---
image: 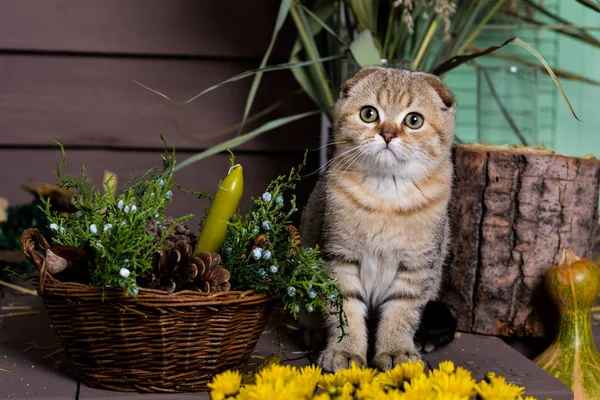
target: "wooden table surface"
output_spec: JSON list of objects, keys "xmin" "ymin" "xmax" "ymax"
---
[{"xmin": 1, "ymin": 283, "xmax": 589, "ymax": 400}]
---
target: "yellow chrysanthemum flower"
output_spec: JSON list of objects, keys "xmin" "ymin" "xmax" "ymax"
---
[
  {"xmin": 207, "ymin": 358, "xmax": 536, "ymax": 400},
  {"xmin": 298, "ymin": 364, "xmax": 322, "ymax": 398},
  {"xmin": 249, "ymin": 380, "xmax": 300, "ymax": 400},
  {"xmin": 381, "ymin": 389, "xmax": 406, "ymax": 400},
  {"xmin": 355, "ymin": 382, "xmax": 388, "ymax": 399},
  {"xmin": 401, "ymin": 359, "xmax": 426, "ymax": 381},
  {"xmin": 454, "ymin": 366, "xmax": 474, "ymax": 381},
  {"xmin": 373, "ymin": 365, "xmax": 405, "ymax": 389},
  {"xmin": 208, "ymin": 370, "xmax": 242, "ymax": 400},
  {"xmin": 300, "ymin": 364, "xmax": 323, "ymax": 383},
  {"xmin": 403, "ymin": 373, "xmax": 434, "ymax": 398},
  {"xmin": 234, "ymin": 385, "xmax": 256, "ymax": 400},
  {"xmin": 319, "ymin": 371, "xmax": 348, "ymax": 392},
  {"xmin": 341, "ymin": 361, "xmax": 378, "ymax": 386},
  {"xmin": 432, "ymin": 392, "xmax": 470, "ymax": 400},
  {"xmin": 432, "ymin": 371, "xmax": 476, "ymax": 398},
  {"xmin": 430, "ymin": 360, "xmax": 458, "ymax": 382},
  {"xmin": 337, "ymin": 382, "xmax": 356, "ymax": 400},
  {"xmin": 476, "ymin": 375, "xmax": 525, "ymax": 400},
  {"xmin": 438, "ymin": 361, "xmax": 455, "ymax": 374},
  {"xmin": 255, "ymin": 364, "xmax": 298, "ymax": 386}
]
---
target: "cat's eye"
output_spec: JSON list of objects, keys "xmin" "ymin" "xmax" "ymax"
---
[
  {"xmin": 404, "ymin": 113, "xmax": 424, "ymax": 129},
  {"xmin": 360, "ymin": 106, "xmax": 379, "ymax": 123}
]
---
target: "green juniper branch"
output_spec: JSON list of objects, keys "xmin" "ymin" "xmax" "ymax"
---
[
  {"xmin": 220, "ymin": 152, "xmax": 347, "ymax": 335},
  {"xmin": 39, "ymin": 141, "xmax": 192, "ymax": 296}
]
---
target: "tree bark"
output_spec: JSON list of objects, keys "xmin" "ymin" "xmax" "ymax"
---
[{"xmin": 441, "ymin": 144, "xmax": 600, "ymax": 338}]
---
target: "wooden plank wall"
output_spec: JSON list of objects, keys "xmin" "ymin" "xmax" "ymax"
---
[{"xmin": 0, "ymin": 0, "xmax": 321, "ymax": 226}]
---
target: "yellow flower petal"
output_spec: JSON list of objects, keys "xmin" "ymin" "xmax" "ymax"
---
[
  {"xmin": 403, "ymin": 373, "xmax": 434, "ymax": 398},
  {"xmin": 433, "ymin": 392, "xmax": 470, "ymax": 400},
  {"xmin": 340, "ymin": 361, "xmax": 377, "ymax": 386},
  {"xmin": 208, "ymin": 370, "xmax": 242, "ymax": 399},
  {"xmin": 373, "ymin": 364, "xmax": 405, "ymax": 389},
  {"xmin": 401, "ymin": 359, "xmax": 426, "ymax": 381},
  {"xmin": 476, "ymin": 376, "xmax": 525, "ymax": 400},
  {"xmin": 255, "ymin": 364, "xmax": 298, "ymax": 386},
  {"xmin": 319, "ymin": 370, "xmax": 349, "ymax": 392},
  {"xmin": 432, "ymin": 372, "xmax": 476, "ymax": 398},
  {"xmin": 438, "ymin": 361, "xmax": 455, "ymax": 374},
  {"xmin": 355, "ymin": 382, "xmax": 387, "ymax": 399},
  {"xmin": 234, "ymin": 385, "xmax": 256, "ymax": 400},
  {"xmin": 454, "ymin": 367, "xmax": 474, "ymax": 381},
  {"xmin": 248, "ymin": 380, "xmax": 299, "ymax": 400},
  {"xmin": 338, "ymin": 382, "xmax": 357, "ymax": 400},
  {"xmin": 298, "ymin": 364, "xmax": 322, "ymax": 398}
]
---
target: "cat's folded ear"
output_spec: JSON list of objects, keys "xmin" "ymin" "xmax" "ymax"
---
[
  {"xmin": 340, "ymin": 67, "xmax": 379, "ymax": 98},
  {"xmin": 423, "ymin": 75, "xmax": 455, "ymax": 110}
]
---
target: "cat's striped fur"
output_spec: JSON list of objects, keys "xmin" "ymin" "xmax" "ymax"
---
[{"xmin": 299, "ymin": 67, "xmax": 456, "ymax": 372}]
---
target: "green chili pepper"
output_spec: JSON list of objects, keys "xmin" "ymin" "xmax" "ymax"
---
[{"xmin": 193, "ymin": 164, "xmax": 244, "ymax": 255}]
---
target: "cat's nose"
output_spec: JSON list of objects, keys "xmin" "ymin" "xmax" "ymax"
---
[{"xmin": 380, "ymin": 132, "xmax": 394, "ymax": 143}]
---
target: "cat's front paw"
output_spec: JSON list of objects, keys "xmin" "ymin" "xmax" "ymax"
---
[
  {"xmin": 373, "ymin": 346, "xmax": 421, "ymax": 371},
  {"xmin": 318, "ymin": 348, "xmax": 366, "ymax": 372}
]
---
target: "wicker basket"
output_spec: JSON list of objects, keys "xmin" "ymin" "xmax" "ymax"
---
[{"xmin": 22, "ymin": 228, "xmax": 275, "ymax": 393}]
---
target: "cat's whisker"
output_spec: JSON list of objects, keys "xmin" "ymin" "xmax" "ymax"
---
[
  {"xmin": 305, "ymin": 146, "xmax": 360, "ymax": 177},
  {"xmin": 310, "ymin": 141, "xmax": 351, "ymax": 151},
  {"xmin": 333, "ymin": 147, "xmax": 365, "ymax": 173},
  {"xmin": 325, "ymin": 154, "xmax": 357, "ymax": 187},
  {"xmin": 305, "ymin": 151, "xmax": 358, "ymax": 179},
  {"xmin": 319, "ymin": 146, "xmax": 359, "ymax": 169},
  {"xmin": 340, "ymin": 148, "xmax": 369, "ymax": 176},
  {"xmin": 404, "ymin": 144, "xmax": 431, "ymax": 160},
  {"xmin": 325, "ymin": 147, "xmax": 369, "ymax": 187},
  {"xmin": 354, "ymin": 150, "xmax": 373, "ymax": 176}
]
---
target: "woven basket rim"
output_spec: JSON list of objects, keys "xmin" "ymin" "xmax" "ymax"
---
[{"xmin": 34, "ymin": 277, "xmax": 277, "ymax": 306}]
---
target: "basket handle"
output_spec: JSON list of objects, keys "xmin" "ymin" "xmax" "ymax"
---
[{"xmin": 21, "ymin": 228, "xmax": 51, "ymax": 293}]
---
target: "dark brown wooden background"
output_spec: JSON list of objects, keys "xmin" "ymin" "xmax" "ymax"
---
[{"xmin": 0, "ymin": 0, "xmax": 322, "ymax": 226}]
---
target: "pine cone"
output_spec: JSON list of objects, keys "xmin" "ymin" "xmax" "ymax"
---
[
  {"xmin": 146, "ymin": 219, "xmax": 159, "ymax": 237},
  {"xmin": 145, "ymin": 216, "xmax": 230, "ymax": 294},
  {"xmin": 252, "ymin": 234, "xmax": 270, "ymax": 250},
  {"xmin": 285, "ymin": 225, "xmax": 301, "ymax": 249},
  {"xmin": 161, "ymin": 216, "xmax": 175, "ymax": 231},
  {"xmin": 190, "ymin": 251, "xmax": 231, "ymax": 293},
  {"xmin": 142, "ymin": 217, "xmax": 231, "ymax": 293},
  {"xmin": 147, "ymin": 218, "xmax": 198, "ymax": 293},
  {"xmin": 152, "ymin": 239, "xmax": 195, "ymax": 293},
  {"xmin": 147, "ymin": 217, "xmax": 197, "ymax": 242}
]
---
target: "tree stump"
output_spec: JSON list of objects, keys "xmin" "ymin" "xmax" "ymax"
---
[{"xmin": 441, "ymin": 144, "xmax": 600, "ymax": 338}]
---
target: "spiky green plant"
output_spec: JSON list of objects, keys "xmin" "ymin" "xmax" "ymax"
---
[{"xmin": 136, "ymin": 0, "xmax": 598, "ymax": 164}]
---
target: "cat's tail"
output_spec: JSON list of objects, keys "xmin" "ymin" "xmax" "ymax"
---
[{"xmin": 414, "ymin": 300, "xmax": 458, "ymax": 353}]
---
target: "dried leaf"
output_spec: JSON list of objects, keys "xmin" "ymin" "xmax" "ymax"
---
[
  {"xmin": 0, "ymin": 280, "xmax": 38, "ymax": 296},
  {"xmin": 45, "ymin": 248, "xmax": 67, "ymax": 275},
  {"xmin": 103, "ymin": 170, "xmax": 117, "ymax": 196},
  {"xmin": 0, "ymin": 197, "xmax": 8, "ymax": 223}
]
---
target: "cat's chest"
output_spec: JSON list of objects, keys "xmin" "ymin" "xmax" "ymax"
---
[
  {"xmin": 326, "ymin": 176, "xmax": 445, "ymax": 255},
  {"xmin": 337, "ymin": 206, "xmax": 432, "ymax": 257}
]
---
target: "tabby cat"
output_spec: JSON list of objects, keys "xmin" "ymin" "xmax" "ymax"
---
[{"xmin": 299, "ymin": 66, "xmax": 457, "ymax": 372}]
